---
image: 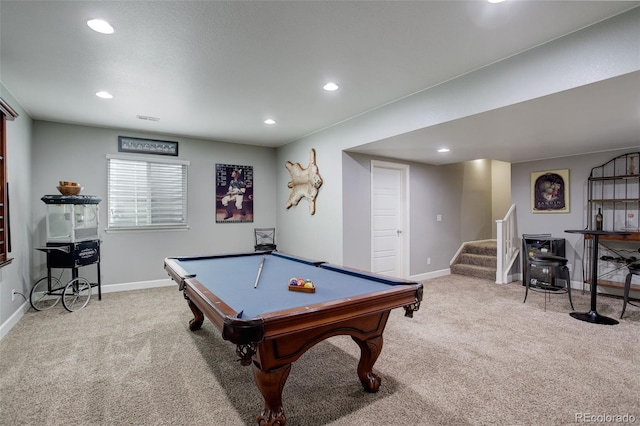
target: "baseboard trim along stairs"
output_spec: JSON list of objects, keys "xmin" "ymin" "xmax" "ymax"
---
[{"xmin": 451, "ymin": 240, "xmax": 497, "ymax": 281}]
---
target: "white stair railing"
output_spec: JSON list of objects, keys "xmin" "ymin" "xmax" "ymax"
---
[{"xmin": 495, "ymin": 204, "xmax": 518, "ymax": 284}]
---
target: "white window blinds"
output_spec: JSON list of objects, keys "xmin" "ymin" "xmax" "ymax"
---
[{"xmin": 107, "ymin": 156, "xmax": 188, "ymax": 229}]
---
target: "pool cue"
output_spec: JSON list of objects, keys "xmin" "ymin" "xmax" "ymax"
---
[{"xmin": 254, "ymin": 256, "xmax": 265, "ymax": 288}]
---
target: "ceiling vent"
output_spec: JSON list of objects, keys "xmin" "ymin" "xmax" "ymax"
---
[{"xmin": 136, "ymin": 115, "xmax": 160, "ymax": 122}]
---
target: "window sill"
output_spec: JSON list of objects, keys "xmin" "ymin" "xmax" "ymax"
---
[{"xmin": 105, "ymin": 226, "xmax": 189, "ymax": 233}]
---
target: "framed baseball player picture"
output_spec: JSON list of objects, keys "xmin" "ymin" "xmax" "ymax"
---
[{"xmin": 215, "ymin": 164, "xmax": 254, "ymax": 223}]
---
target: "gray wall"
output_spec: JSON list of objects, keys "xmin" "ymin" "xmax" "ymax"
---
[
  {"xmin": 31, "ymin": 121, "xmax": 278, "ymax": 285},
  {"xmin": 446, "ymin": 160, "xmax": 494, "ymax": 242},
  {"xmin": 492, "ymin": 160, "xmax": 512, "ymax": 237},
  {"xmin": 0, "ymin": 84, "xmax": 33, "ymax": 333},
  {"xmin": 511, "ymin": 147, "xmax": 640, "ymax": 283},
  {"xmin": 342, "ymin": 153, "xmax": 495, "ymax": 276}
]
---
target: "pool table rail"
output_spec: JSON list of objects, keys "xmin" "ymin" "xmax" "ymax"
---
[
  {"xmin": 163, "ymin": 258, "xmax": 195, "ymax": 291},
  {"xmin": 259, "ymin": 284, "xmax": 422, "ymax": 334},
  {"xmin": 320, "ymin": 262, "xmax": 420, "ymax": 286},
  {"xmin": 181, "ymin": 279, "xmax": 265, "ymax": 341}
]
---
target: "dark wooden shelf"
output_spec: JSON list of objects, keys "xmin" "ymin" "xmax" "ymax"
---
[
  {"xmin": 585, "ymin": 232, "xmax": 640, "ymax": 242},
  {"xmin": 587, "ymin": 278, "xmax": 640, "ymax": 293},
  {"xmin": 588, "ymin": 198, "xmax": 640, "ymax": 203}
]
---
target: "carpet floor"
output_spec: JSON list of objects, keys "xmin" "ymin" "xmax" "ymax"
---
[{"xmin": 1, "ymin": 274, "xmax": 638, "ymax": 425}]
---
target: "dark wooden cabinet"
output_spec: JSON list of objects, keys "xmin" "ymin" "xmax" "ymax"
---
[
  {"xmin": 0, "ymin": 97, "xmax": 18, "ymax": 267},
  {"xmin": 522, "ymin": 236, "xmax": 566, "ymax": 287}
]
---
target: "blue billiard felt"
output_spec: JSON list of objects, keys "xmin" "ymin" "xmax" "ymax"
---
[{"xmin": 173, "ymin": 253, "xmax": 395, "ymax": 318}]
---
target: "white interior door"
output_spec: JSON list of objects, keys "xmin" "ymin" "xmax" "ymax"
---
[{"xmin": 371, "ymin": 161, "xmax": 409, "ymax": 278}]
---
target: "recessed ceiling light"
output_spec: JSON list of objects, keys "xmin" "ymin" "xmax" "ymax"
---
[
  {"xmin": 95, "ymin": 91, "xmax": 113, "ymax": 99},
  {"xmin": 437, "ymin": 148, "xmax": 450, "ymax": 153},
  {"xmin": 323, "ymin": 82, "xmax": 339, "ymax": 92},
  {"xmin": 87, "ymin": 19, "xmax": 114, "ymax": 34},
  {"xmin": 487, "ymin": 0, "xmax": 505, "ymax": 3},
  {"xmin": 264, "ymin": 119, "xmax": 276, "ymax": 125}
]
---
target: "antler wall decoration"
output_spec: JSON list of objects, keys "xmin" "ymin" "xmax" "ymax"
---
[{"xmin": 285, "ymin": 148, "xmax": 323, "ymax": 215}]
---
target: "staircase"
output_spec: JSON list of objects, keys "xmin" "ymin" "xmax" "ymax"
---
[{"xmin": 451, "ymin": 240, "xmax": 497, "ymax": 281}]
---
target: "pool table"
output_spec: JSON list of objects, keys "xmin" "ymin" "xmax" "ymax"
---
[{"xmin": 164, "ymin": 251, "xmax": 423, "ymax": 425}]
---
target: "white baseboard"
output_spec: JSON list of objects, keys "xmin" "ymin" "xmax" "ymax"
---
[
  {"xmin": 0, "ymin": 300, "xmax": 30, "ymax": 341},
  {"xmin": 410, "ymin": 268, "xmax": 451, "ymax": 282},
  {"xmin": 495, "ymin": 272, "xmax": 517, "ymax": 284},
  {"xmin": 100, "ymin": 278, "xmax": 175, "ymax": 294}
]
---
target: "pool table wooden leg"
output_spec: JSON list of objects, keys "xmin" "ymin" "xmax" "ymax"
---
[
  {"xmin": 185, "ymin": 295, "xmax": 204, "ymax": 331},
  {"xmin": 253, "ymin": 363, "xmax": 291, "ymax": 426},
  {"xmin": 352, "ymin": 334, "xmax": 383, "ymax": 393}
]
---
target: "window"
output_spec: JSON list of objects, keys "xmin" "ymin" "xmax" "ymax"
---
[{"xmin": 107, "ymin": 155, "xmax": 189, "ymax": 230}]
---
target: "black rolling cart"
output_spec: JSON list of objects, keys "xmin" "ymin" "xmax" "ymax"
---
[{"xmin": 30, "ymin": 195, "xmax": 101, "ymax": 312}]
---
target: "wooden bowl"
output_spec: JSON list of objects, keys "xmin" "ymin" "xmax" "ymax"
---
[{"xmin": 57, "ymin": 185, "xmax": 83, "ymax": 196}]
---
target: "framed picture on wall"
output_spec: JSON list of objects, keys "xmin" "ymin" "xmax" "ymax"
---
[
  {"xmin": 531, "ymin": 169, "xmax": 570, "ymax": 213},
  {"xmin": 118, "ymin": 136, "xmax": 178, "ymax": 156},
  {"xmin": 215, "ymin": 164, "xmax": 254, "ymax": 223}
]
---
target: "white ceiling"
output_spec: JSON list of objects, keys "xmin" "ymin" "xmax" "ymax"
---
[
  {"xmin": 348, "ymin": 71, "xmax": 640, "ymax": 164},
  {"xmin": 1, "ymin": 1, "xmax": 639, "ymax": 165}
]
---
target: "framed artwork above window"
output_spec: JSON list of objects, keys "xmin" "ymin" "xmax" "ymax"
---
[{"xmin": 118, "ymin": 136, "xmax": 178, "ymax": 156}]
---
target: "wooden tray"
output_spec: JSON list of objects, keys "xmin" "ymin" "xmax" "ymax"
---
[{"xmin": 288, "ymin": 284, "xmax": 315, "ymax": 293}]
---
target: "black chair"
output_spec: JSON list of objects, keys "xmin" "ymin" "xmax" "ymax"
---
[
  {"xmin": 254, "ymin": 228, "xmax": 277, "ymax": 252},
  {"xmin": 522, "ymin": 234, "xmax": 574, "ymax": 311},
  {"xmin": 621, "ymin": 263, "xmax": 640, "ymax": 319}
]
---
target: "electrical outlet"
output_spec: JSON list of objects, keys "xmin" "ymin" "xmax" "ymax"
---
[
  {"xmin": 11, "ymin": 289, "xmax": 16, "ymax": 302},
  {"xmin": 427, "ymin": 257, "xmax": 431, "ymax": 265}
]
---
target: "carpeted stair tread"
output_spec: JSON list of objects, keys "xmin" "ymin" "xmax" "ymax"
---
[
  {"xmin": 463, "ymin": 241, "xmax": 497, "ymax": 256},
  {"xmin": 451, "ymin": 263, "xmax": 496, "ymax": 281},
  {"xmin": 457, "ymin": 253, "xmax": 497, "ymax": 268},
  {"xmin": 451, "ymin": 240, "xmax": 497, "ymax": 281}
]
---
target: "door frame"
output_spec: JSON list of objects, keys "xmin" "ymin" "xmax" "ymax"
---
[{"xmin": 370, "ymin": 160, "xmax": 410, "ymax": 278}]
